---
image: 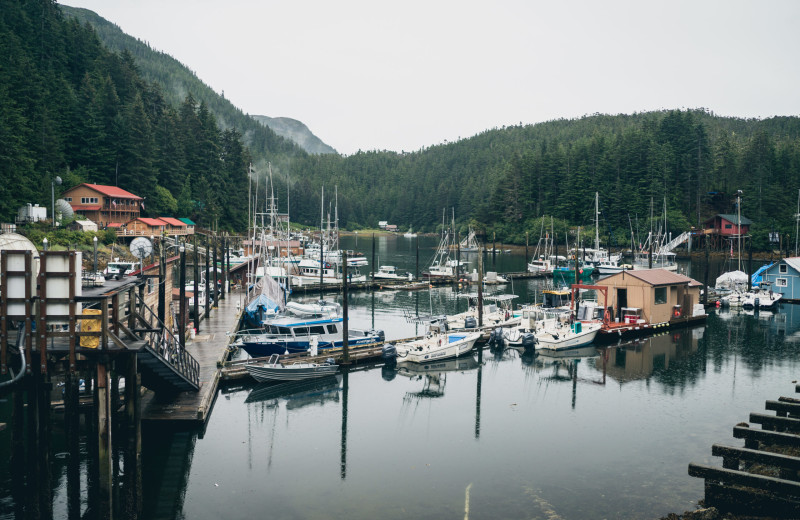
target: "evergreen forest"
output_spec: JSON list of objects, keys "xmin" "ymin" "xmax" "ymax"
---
[{"xmin": 3, "ymin": 0, "xmax": 800, "ymax": 251}]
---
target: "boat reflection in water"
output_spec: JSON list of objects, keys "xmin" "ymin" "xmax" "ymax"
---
[
  {"xmin": 245, "ymin": 374, "xmax": 342, "ymax": 408},
  {"xmin": 396, "ymin": 354, "xmax": 480, "ymax": 400}
]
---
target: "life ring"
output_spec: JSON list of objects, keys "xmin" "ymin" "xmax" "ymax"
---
[{"xmin": 673, "ymin": 308, "xmax": 681, "ymax": 318}]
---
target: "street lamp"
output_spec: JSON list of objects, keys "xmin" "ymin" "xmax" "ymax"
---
[
  {"xmin": 93, "ymin": 235, "xmax": 98, "ymax": 273},
  {"xmin": 42, "ymin": 237, "xmax": 48, "ymax": 251},
  {"xmin": 51, "ymin": 175, "xmax": 62, "ymax": 228}
]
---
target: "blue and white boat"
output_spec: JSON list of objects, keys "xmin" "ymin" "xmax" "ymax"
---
[{"xmin": 236, "ymin": 314, "xmax": 384, "ymax": 357}]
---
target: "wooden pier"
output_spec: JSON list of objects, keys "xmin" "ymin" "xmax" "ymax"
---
[
  {"xmin": 689, "ymin": 387, "xmax": 800, "ymax": 516},
  {"xmin": 140, "ymin": 290, "xmax": 243, "ymax": 423}
]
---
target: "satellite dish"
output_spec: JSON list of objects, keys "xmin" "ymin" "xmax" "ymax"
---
[
  {"xmin": 130, "ymin": 237, "xmax": 153, "ymax": 259},
  {"xmin": 55, "ymin": 199, "xmax": 73, "ymax": 220}
]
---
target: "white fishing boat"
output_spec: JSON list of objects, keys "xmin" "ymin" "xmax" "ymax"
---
[
  {"xmin": 403, "ymin": 228, "xmax": 417, "ymax": 238},
  {"xmin": 394, "ymin": 322, "xmax": 481, "ymax": 364},
  {"xmin": 535, "ymin": 320, "xmax": 602, "ymax": 351},
  {"xmin": 373, "ymin": 265, "xmax": 411, "ymax": 280},
  {"xmin": 246, "ymin": 354, "xmax": 339, "ymax": 382},
  {"xmin": 446, "ymin": 294, "xmax": 520, "ymax": 330},
  {"xmin": 741, "ymin": 283, "xmax": 782, "ymax": 309},
  {"xmin": 458, "ymin": 227, "xmax": 479, "ymax": 252}
]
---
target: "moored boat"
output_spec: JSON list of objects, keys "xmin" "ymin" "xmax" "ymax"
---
[
  {"xmin": 245, "ymin": 354, "xmax": 339, "ymax": 382},
  {"xmin": 395, "ymin": 323, "xmax": 481, "ymax": 363}
]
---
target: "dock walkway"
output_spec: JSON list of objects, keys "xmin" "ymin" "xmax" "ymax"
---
[{"xmin": 141, "ymin": 289, "xmax": 244, "ymax": 424}]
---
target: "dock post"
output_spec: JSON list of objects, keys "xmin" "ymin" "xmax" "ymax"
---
[
  {"xmin": 342, "ymin": 251, "xmax": 349, "ymax": 364},
  {"xmin": 205, "ymin": 234, "xmax": 211, "ymax": 319},
  {"xmin": 37, "ymin": 374, "xmax": 53, "ymax": 518},
  {"xmin": 180, "ymin": 243, "xmax": 186, "ymax": 350},
  {"xmin": 96, "ymin": 360, "xmax": 113, "ymax": 518},
  {"xmin": 124, "ymin": 353, "xmax": 142, "ymax": 518},
  {"xmin": 194, "ymin": 234, "xmax": 199, "ymax": 334},
  {"xmin": 525, "ymin": 231, "xmax": 529, "ymax": 267},
  {"xmin": 213, "ymin": 234, "xmax": 219, "ymax": 307},
  {"xmin": 65, "ymin": 370, "xmax": 81, "ymax": 518},
  {"xmin": 703, "ymin": 238, "xmax": 710, "ymax": 306},
  {"xmin": 158, "ymin": 237, "xmax": 166, "ymax": 326},
  {"xmin": 747, "ymin": 245, "xmax": 753, "ymax": 291},
  {"xmin": 477, "ymin": 244, "xmax": 484, "ymax": 328},
  {"xmin": 371, "ymin": 233, "xmax": 375, "ymax": 284}
]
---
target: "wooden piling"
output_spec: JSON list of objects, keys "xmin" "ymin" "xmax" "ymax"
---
[{"xmin": 96, "ymin": 361, "xmax": 113, "ymax": 517}]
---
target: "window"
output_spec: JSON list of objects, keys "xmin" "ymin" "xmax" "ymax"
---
[
  {"xmin": 80, "ymin": 197, "xmax": 98, "ymax": 204},
  {"xmin": 780, "ymin": 264, "xmax": 788, "ymax": 274},
  {"xmin": 146, "ymin": 277, "xmax": 155, "ymax": 294},
  {"xmin": 308, "ymin": 326, "xmax": 326, "ymax": 335},
  {"xmin": 724, "ymin": 224, "xmax": 732, "ymax": 229},
  {"xmin": 654, "ymin": 287, "xmax": 667, "ymax": 305},
  {"xmin": 64, "ymin": 197, "xmax": 71, "ymax": 202},
  {"xmin": 777, "ymin": 278, "xmax": 788, "ymax": 287},
  {"xmin": 326, "ymin": 324, "xmax": 338, "ymax": 334}
]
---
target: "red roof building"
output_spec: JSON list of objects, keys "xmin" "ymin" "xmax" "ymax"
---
[{"xmin": 60, "ymin": 183, "xmax": 143, "ymax": 227}]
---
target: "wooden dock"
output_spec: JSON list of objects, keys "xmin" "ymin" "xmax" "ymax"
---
[
  {"xmin": 689, "ymin": 387, "xmax": 800, "ymax": 516},
  {"xmin": 140, "ymin": 289, "xmax": 244, "ymax": 424}
]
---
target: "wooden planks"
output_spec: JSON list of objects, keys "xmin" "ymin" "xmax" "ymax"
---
[
  {"xmin": 690, "ymin": 393, "xmax": 800, "ymax": 516},
  {"xmin": 140, "ymin": 289, "xmax": 243, "ymax": 424}
]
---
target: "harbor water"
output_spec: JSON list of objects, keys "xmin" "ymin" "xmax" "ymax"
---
[{"xmin": 1, "ymin": 234, "xmax": 797, "ymax": 519}]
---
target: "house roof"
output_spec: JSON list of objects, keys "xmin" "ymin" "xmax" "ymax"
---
[
  {"xmin": 136, "ymin": 217, "xmax": 167, "ymax": 227},
  {"xmin": 178, "ymin": 218, "xmax": 196, "ymax": 226},
  {"xmin": 159, "ymin": 217, "xmax": 186, "ymax": 227},
  {"xmin": 705, "ymin": 213, "xmax": 753, "ymax": 226},
  {"xmin": 604, "ymin": 268, "xmax": 702, "ymax": 287},
  {"xmin": 778, "ymin": 257, "xmax": 800, "ymax": 273},
  {"xmin": 72, "ymin": 204, "xmax": 101, "ymax": 211},
  {"xmin": 106, "ymin": 222, "xmax": 123, "ymax": 228},
  {"xmin": 82, "ymin": 184, "xmax": 142, "ymax": 200}
]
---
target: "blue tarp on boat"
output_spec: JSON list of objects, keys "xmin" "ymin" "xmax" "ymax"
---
[
  {"xmin": 244, "ymin": 294, "xmax": 282, "ymax": 327},
  {"xmin": 752, "ymin": 263, "xmax": 773, "ymax": 286}
]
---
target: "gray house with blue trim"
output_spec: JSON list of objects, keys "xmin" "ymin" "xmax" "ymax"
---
[{"xmin": 762, "ymin": 258, "xmax": 800, "ymax": 302}]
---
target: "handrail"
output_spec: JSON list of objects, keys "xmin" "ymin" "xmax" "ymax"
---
[{"xmin": 134, "ymin": 292, "xmax": 200, "ymax": 388}]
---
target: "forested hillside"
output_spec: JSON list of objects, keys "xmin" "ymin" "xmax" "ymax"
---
[
  {"xmin": 4, "ymin": 1, "xmax": 800, "ymax": 251},
  {"xmin": 0, "ymin": 0, "xmax": 265, "ymax": 230}
]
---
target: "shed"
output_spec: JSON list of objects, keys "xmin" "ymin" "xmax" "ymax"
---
[
  {"xmin": 703, "ymin": 214, "xmax": 752, "ymax": 236},
  {"xmin": 69, "ymin": 219, "xmax": 98, "ymax": 232},
  {"xmin": 762, "ymin": 258, "xmax": 800, "ymax": 302},
  {"xmin": 595, "ymin": 269, "xmax": 703, "ymax": 324}
]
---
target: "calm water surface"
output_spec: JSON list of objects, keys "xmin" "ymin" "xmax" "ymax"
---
[{"xmin": 1, "ymin": 236, "xmax": 795, "ymax": 520}]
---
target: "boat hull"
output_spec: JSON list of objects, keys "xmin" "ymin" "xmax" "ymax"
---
[
  {"xmin": 535, "ymin": 323, "xmax": 601, "ymax": 351},
  {"xmin": 240, "ymin": 334, "xmax": 382, "ymax": 357},
  {"xmin": 396, "ymin": 332, "xmax": 480, "ymax": 363},
  {"xmin": 246, "ymin": 362, "xmax": 339, "ymax": 382}
]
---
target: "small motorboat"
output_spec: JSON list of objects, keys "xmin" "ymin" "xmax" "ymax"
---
[
  {"xmin": 245, "ymin": 354, "xmax": 338, "ymax": 382},
  {"xmin": 395, "ymin": 322, "xmax": 481, "ymax": 364}
]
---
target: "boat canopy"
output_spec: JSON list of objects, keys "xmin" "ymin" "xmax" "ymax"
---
[
  {"xmin": 714, "ymin": 270, "xmax": 748, "ymax": 291},
  {"xmin": 751, "ymin": 263, "xmax": 774, "ymax": 287}
]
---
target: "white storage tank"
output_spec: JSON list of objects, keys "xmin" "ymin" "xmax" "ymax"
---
[{"xmin": 0, "ymin": 233, "xmax": 40, "ymax": 317}]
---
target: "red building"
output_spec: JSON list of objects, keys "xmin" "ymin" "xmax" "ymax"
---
[
  {"xmin": 61, "ymin": 183, "xmax": 142, "ymax": 227},
  {"xmin": 703, "ymin": 214, "xmax": 752, "ymax": 236}
]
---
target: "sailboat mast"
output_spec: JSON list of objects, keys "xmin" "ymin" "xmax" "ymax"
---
[
  {"xmin": 737, "ymin": 190, "xmax": 742, "ymax": 272},
  {"xmin": 595, "ymin": 192, "xmax": 600, "ymax": 251}
]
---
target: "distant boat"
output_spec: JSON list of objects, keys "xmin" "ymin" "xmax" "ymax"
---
[
  {"xmin": 403, "ymin": 228, "xmax": 417, "ymax": 238},
  {"xmin": 373, "ymin": 265, "xmax": 412, "ymax": 280},
  {"xmin": 245, "ymin": 354, "xmax": 339, "ymax": 382}
]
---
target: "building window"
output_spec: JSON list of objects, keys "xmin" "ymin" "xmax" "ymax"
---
[
  {"xmin": 777, "ymin": 278, "xmax": 788, "ymax": 287},
  {"xmin": 654, "ymin": 287, "xmax": 667, "ymax": 305},
  {"xmin": 147, "ymin": 277, "xmax": 155, "ymax": 294},
  {"xmin": 80, "ymin": 197, "xmax": 99, "ymax": 204},
  {"xmin": 780, "ymin": 264, "xmax": 788, "ymax": 274},
  {"xmin": 724, "ymin": 224, "xmax": 732, "ymax": 229},
  {"xmin": 65, "ymin": 197, "xmax": 72, "ymax": 202}
]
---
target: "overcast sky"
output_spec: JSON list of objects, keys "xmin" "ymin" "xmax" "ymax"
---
[{"xmin": 62, "ymin": 0, "xmax": 800, "ymax": 155}]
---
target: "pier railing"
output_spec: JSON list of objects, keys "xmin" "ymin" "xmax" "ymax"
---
[{"xmin": 133, "ymin": 292, "xmax": 200, "ymax": 391}]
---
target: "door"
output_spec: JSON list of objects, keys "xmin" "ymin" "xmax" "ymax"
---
[{"xmin": 617, "ymin": 288, "xmax": 628, "ymax": 320}]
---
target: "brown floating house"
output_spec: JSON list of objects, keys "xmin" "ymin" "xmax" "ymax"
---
[{"xmin": 575, "ymin": 269, "xmax": 706, "ymax": 341}]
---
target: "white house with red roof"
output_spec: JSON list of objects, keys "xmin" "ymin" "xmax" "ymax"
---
[{"xmin": 60, "ymin": 183, "xmax": 143, "ymax": 227}]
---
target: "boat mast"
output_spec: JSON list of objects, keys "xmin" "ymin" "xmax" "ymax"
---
[
  {"xmin": 595, "ymin": 191, "xmax": 600, "ymax": 252},
  {"xmin": 320, "ymin": 186, "xmax": 324, "ymax": 295},
  {"xmin": 737, "ymin": 190, "xmax": 742, "ymax": 272}
]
